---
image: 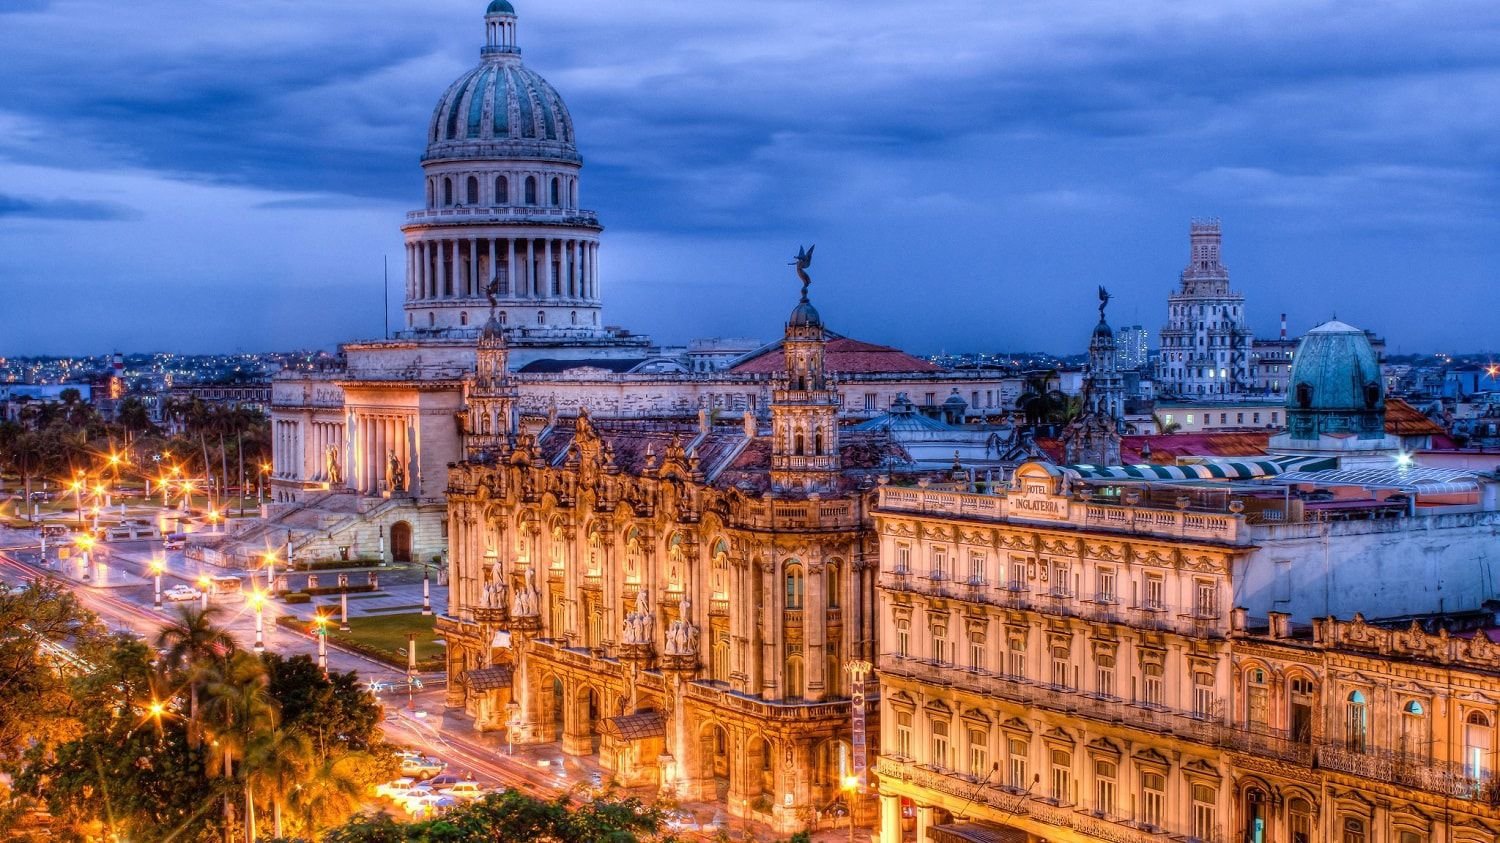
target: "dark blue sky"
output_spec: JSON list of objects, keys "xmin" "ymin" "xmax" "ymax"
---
[{"xmin": 1, "ymin": 0, "xmax": 1497, "ymax": 355}]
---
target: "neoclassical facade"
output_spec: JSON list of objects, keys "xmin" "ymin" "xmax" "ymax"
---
[
  {"xmin": 873, "ymin": 463, "xmax": 1245, "ymax": 843},
  {"xmin": 438, "ymin": 290, "xmax": 896, "ymax": 832}
]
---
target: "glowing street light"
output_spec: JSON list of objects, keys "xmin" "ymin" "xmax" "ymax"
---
[
  {"xmin": 207, "ymin": 509, "xmax": 221, "ymax": 534},
  {"xmin": 150, "ymin": 556, "xmax": 165, "ymax": 609},
  {"xmin": 248, "ymin": 590, "xmax": 266, "ymax": 653},
  {"xmin": 842, "ymin": 775, "xmax": 861, "ymax": 843},
  {"xmin": 74, "ymin": 534, "xmax": 95, "ymax": 581},
  {"xmin": 197, "ymin": 574, "xmax": 212, "ymax": 610},
  {"xmin": 263, "ymin": 550, "xmax": 277, "ymax": 591},
  {"xmin": 313, "ymin": 612, "xmax": 329, "ymax": 674}
]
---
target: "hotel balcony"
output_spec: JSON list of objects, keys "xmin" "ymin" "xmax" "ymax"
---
[
  {"xmin": 878, "ymin": 572, "xmax": 1225, "ymax": 638},
  {"xmin": 1317, "ymin": 742, "xmax": 1500, "ymax": 803},
  {"xmin": 876, "ymin": 757, "xmax": 1221, "ymax": 843},
  {"xmin": 877, "ymin": 654, "xmax": 1225, "ymax": 745}
]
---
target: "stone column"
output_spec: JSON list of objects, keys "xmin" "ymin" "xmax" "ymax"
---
[
  {"xmin": 543, "ymin": 238, "xmax": 554, "ymax": 298},
  {"xmin": 807, "ymin": 559, "xmax": 825, "ymax": 702},
  {"xmin": 565, "ymin": 239, "xmax": 575, "ymax": 298},
  {"xmin": 468, "ymin": 238, "xmax": 478, "ymax": 297},
  {"xmin": 525, "ymin": 239, "xmax": 535, "ymax": 299},
  {"xmin": 487, "ymin": 238, "xmax": 497, "ymax": 292},
  {"xmin": 915, "ymin": 806, "xmax": 934, "ymax": 842},
  {"xmin": 880, "ymin": 795, "xmax": 901, "ymax": 843},
  {"xmin": 508, "ymin": 238, "xmax": 518, "ymax": 297},
  {"xmin": 762, "ymin": 561, "xmax": 778, "ymax": 697},
  {"xmin": 591, "ymin": 243, "xmax": 599, "ymax": 300}
]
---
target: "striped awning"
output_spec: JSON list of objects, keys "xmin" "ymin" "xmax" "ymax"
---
[
  {"xmin": 465, "ymin": 665, "xmax": 513, "ymax": 691},
  {"xmin": 1062, "ymin": 454, "xmax": 1336, "ymax": 482},
  {"xmin": 1275, "ymin": 466, "xmax": 1480, "ymax": 495},
  {"xmin": 928, "ymin": 822, "xmax": 1028, "ymax": 843}
]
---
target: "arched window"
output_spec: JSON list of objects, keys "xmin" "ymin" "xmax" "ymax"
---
[
  {"xmin": 711, "ymin": 539, "xmax": 729, "ymax": 596},
  {"xmin": 1400, "ymin": 700, "xmax": 1427, "ymax": 758},
  {"xmin": 427, "ymin": 311, "xmax": 435, "ymax": 327},
  {"xmin": 1246, "ymin": 668, "xmax": 1269, "ymax": 730},
  {"xmin": 426, "ymin": 180, "xmax": 435, "ymax": 208},
  {"xmin": 814, "ymin": 428, "xmax": 824, "ymax": 455},
  {"xmin": 495, "ymin": 175, "xmax": 508, "ymax": 204},
  {"xmin": 466, "ymin": 176, "xmax": 479, "ymax": 205},
  {"xmin": 793, "ymin": 431, "xmax": 805, "ymax": 456},
  {"xmin": 499, "ymin": 311, "xmax": 507, "ymax": 325},
  {"xmin": 1288, "ymin": 798, "xmax": 1314, "ymax": 843},
  {"xmin": 784, "ymin": 562, "xmax": 804, "ymax": 609},
  {"xmin": 826, "ymin": 561, "xmax": 839, "ymax": 609},
  {"xmin": 443, "ymin": 177, "xmax": 454, "ymax": 206},
  {"xmin": 459, "ymin": 311, "xmax": 468, "ymax": 326},
  {"xmin": 1345, "ymin": 691, "xmax": 1368, "ymax": 751},
  {"xmin": 1465, "ymin": 710, "xmax": 1492, "ymax": 778},
  {"xmin": 1341, "ymin": 817, "xmax": 1366, "ymax": 843},
  {"xmin": 536, "ymin": 310, "xmax": 545, "ymax": 325},
  {"xmin": 524, "ymin": 176, "xmax": 537, "ymax": 205},
  {"xmin": 785, "ymin": 655, "xmax": 804, "ymax": 699},
  {"xmin": 570, "ymin": 310, "xmax": 578, "ymax": 325},
  {"xmin": 550, "ymin": 177, "xmax": 560, "ymax": 206}
]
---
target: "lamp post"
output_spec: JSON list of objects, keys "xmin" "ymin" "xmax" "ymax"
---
[
  {"xmin": 151, "ymin": 556, "xmax": 164, "ymax": 609},
  {"xmin": 506, "ymin": 700, "xmax": 520, "ymax": 755},
  {"xmin": 421, "ymin": 564, "xmax": 432, "ymax": 616},
  {"xmin": 263, "ymin": 551, "xmax": 277, "ymax": 592},
  {"xmin": 197, "ymin": 575, "xmax": 212, "ymax": 611},
  {"xmin": 405, "ymin": 632, "xmax": 417, "ymax": 711},
  {"xmin": 249, "ymin": 590, "xmax": 265, "ymax": 653},
  {"xmin": 75, "ymin": 535, "xmax": 94, "ymax": 582},
  {"xmin": 842, "ymin": 776, "xmax": 859, "ymax": 843},
  {"xmin": 70, "ymin": 479, "xmax": 83, "ymax": 525},
  {"xmin": 314, "ymin": 612, "xmax": 329, "ymax": 674},
  {"xmin": 340, "ymin": 588, "xmax": 350, "ymax": 631},
  {"xmin": 208, "ymin": 509, "xmax": 220, "ymax": 535}
]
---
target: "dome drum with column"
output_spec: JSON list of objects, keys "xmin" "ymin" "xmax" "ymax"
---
[{"xmin": 401, "ymin": 1, "xmax": 606, "ymax": 338}]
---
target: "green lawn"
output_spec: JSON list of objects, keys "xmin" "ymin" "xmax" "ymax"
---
[{"xmin": 326, "ymin": 611, "xmax": 444, "ymax": 670}]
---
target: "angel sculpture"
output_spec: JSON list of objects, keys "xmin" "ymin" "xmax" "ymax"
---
[{"xmin": 791, "ymin": 244, "xmax": 815, "ymax": 300}]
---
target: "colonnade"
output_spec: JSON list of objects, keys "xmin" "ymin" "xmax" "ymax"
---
[
  {"xmin": 305, "ymin": 421, "xmax": 345, "ymax": 483},
  {"xmin": 352, "ymin": 413, "xmax": 414, "ymax": 495},
  {"xmin": 406, "ymin": 236, "xmax": 598, "ymax": 303},
  {"xmin": 273, "ymin": 419, "xmax": 302, "ymax": 479}
]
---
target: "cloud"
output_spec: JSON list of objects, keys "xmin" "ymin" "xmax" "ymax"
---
[{"xmin": 0, "ymin": 193, "xmax": 139, "ymax": 221}]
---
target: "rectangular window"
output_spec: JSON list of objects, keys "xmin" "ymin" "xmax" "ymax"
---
[
  {"xmin": 1140, "ymin": 771, "xmax": 1166, "ymax": 828},
  {"xmin": 1195, "ymin": 581, "xmax": 1218, "ymax": 618},
  {"xmin": 1051, "ymin": 646, "xmax": 1072, "ymax": 689},
  {"xmin": 932, "ymin": 628, "xmax": 949, "ymax": 666},
  {"xmin": 1095, "ymin": 653, "xmax": 1115, "ymax": 698},
  {"xmin": 1253, "ymin": 412, "xmax": 1261, "ymax": 423},
  {"xmin": 1096, "ymin": 567, "xmax": 1116, "ymax": 604},
  {"xmin": 896, "ymin": 711, "xmax": 913, "ymax": 758},
  {"xmin": 896, "ymin": 622, "xmax": 910, "ymax": 658},
  {"xmin": 968, "ymin": 729, "xmax": 988, "ymax": 777},
  {"xmin": 895, "ymin": 543, "xmax": 911, "ymax": 573},
  {"xmin": 931, "ymin": 719, "xmax": 950, "ymax": 770},
  {"xmin": 1143, "ymin": 574, "xmax": 1165, "ymax": 610},
  {"xmin": 863, "ymin": 392, "xmax": 876, "ymax": 411},
  {"xmin": 1007, "ymin": 637, "xmax": 1026, "ymax": 679},
  {"xmin": 1219, "ymin": 413, "xmax": 1227, "ymax": 424},
  {"xmin": 967, "ymin": 551, "xmax": 986, "ymax": 585},
  {"xmin": 931, "ymin": 547, "xmax": 948, "ymax": 580},
  {"xmin": 1193, "ymin": 672, "xmax": 1216, "ymax": 718},
  {"xmin": 1050, "ymin": 749, "xmax": 1072, "ymax": 805},
  {"xmin": 1094, "ymin": 759, "xmax": 1116, "ymax": 815},
  {"xmin": 1237, "ymin": 412, "xmax": 1244, "ymax": 424},
  {"xmin": 970, "ymin": 636, "xmax": 985, "ymax": 672},
  {"xmin": 1008, "ymin": 739, "xmax": 1029, "ymax": 789},
  {"xmin": 1142, "ymin": 662, "xmax": 1164, "ymax": 707},
  {"xmin": 1008, "ymin": 559, "xmax": 1027, "ymax": 591},
  {"xmin": 1272, "ymin": 411, "xmax": 1280, "ymax": 424},
  {"xmin": 1192, "ymin": 784, "xmax": 1217, "ymax": 841}
]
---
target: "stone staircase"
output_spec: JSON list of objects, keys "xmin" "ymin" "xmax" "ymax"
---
[{"xmin": 191, "ymin": 492, "xmax": 446, "ymax": 569}]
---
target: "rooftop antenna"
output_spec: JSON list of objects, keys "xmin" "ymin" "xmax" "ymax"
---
[{"xmin": 383, "ymin": 255, "xmax": 390, "ymax": 339}]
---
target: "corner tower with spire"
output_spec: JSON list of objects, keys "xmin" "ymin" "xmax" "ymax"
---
[
  {"xmin": 465, "ymin": 308, "xmax": 518, "ymax": 459},
  {"xmin": 769, "ymin": 246, "xmax": 841, "ymax": 493}
]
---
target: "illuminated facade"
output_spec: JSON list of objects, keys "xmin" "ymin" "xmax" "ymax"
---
[{"xmin": 437, "ymin": 288, "xmax": 892, "ymax": 832}]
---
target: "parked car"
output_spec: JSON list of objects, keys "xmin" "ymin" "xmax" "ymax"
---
[
  {"xmin": 402, "ymin": 793, "xmax": 456, "ymax": 818},
  {"xmin": 374, "ymin": 777, "xmax": 418, "ymax": 800},
  {"xmin": 162, "ymin": 585, "xmax": 201, "ymax": 602},
  {"xmin": 441, "ymin": 782, "xmax": 486, "ymax": 801},
  {"xmin": 163, "ymin": 533, "xmax": 187, "ymax": 550}
]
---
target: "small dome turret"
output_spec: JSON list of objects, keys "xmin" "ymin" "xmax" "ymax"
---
[{"xmin": 787, "ymin": 299, "xmax": 822, "ymax": 330}]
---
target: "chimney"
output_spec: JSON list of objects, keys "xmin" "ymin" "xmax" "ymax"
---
[
  {"xmin": 1280, "ymin": 314, "xmax": 1287, "ymax": 340},
  {"xmin": 1268, "ymin": 611, "xmax": 1289, "ymax": 639}
]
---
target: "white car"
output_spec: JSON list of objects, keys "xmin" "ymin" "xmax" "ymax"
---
[
  {"xmin": 441, "ymin": 782, "xmax": 486, "ymax": 801},
  {"xmin": 403, "ymin": 793, "xmax": 456, "ymax": 818},
  {"xmin": 162, "ymin": 585, "xmax": 201, "ymax": 602},
  {"xmin": 374, "ymin": 777, "xmax": 418, "ymax": 800}
]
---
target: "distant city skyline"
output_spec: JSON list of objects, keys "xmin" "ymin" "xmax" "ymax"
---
[{"xmin": 3, "ymin": 0, "xmax": 1499, "ymax": 355}]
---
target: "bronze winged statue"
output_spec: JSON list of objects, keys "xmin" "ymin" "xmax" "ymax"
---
[
  {"xmin": 791, "ymin": 244, "xmax": 815, "ymax": 300},
  {"xmin": 1097, "ymin": 285, "xmax": 1110, "ymax": 322}
]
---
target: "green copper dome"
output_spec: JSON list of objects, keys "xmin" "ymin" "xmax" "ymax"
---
[
  {"xmin": 1285, "ymin": 319, "xmax": 1385, "ymax": 440},
  {"xmin": 486, "ymin": 0, "xmax": 515, "ymax": 14}
]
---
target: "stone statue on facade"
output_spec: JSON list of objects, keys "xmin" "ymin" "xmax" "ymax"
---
[
  {"xmin": 511, "ymin": 566, "xmax": 540, "ymax": 617},
  {"xmin": 326, "ymin": 446, "xmax": 342, "ymax": 486},
  {"xmin": 622, "ymin": 589, "xmax": 653, "ymax": 646},
  {"xmin": 664, "ymin": 594, "xmax": 700, "ymax": 657},
  {"xmin": 790, "ymin": 244, "xmax": 815, "ymax": 300},
  {"xmin": 386, "ymin": 450, "xmax": 406, "ymax": 492}
]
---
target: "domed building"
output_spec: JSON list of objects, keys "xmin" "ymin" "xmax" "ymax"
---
[
  {"xmin": 1269, "ymin": 319, "xmax": 1400, "ymax": 463},
  {"xmin": 403, "ymin": 0, "xmax": 609, "ymax": 336}
]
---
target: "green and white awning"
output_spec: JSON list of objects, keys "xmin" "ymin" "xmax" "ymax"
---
[{"xmin": 1061, "ymin": 455, "xmax": 1337, "ymax": 482}]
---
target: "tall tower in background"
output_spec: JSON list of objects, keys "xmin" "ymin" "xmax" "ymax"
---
[{"xmin": 1156, "ymin": 219, "xmax": 1252, "ymax": 397}]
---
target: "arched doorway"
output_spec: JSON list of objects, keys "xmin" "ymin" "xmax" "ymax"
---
[
  {"xmin": 390, "ymin": 521, "xmax": 412, "ymax": 563},
  {"xmin": 702, "ymin": 724, "xmax": 731, "ymax": 800},
  {"xmin": 549, "ymin": 677, "xmax": 565, "ymax": 742},
  {"xmin": 586, "ymin": 688, "xmax": 603, "ymax": 753}
]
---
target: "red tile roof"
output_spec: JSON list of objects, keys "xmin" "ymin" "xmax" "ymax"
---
[
  {"xmin": 1385, "ymin": 398, "xmax": 1447, "ymax": 437},
  {"xmin": 730, "ymin": 336, "xmax": 941, "ymax": 374}
]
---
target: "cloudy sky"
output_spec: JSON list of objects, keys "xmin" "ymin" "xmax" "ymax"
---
[{"xmin": 1, "ymin": 0, "xmax": 1497, "ymax": 355}]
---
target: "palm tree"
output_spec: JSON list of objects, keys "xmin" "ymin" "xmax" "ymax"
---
[
  {"xmin": 154, "ymin": 604, "xmax": 235, "ymax": 747},
  {"xmin": 1151, "ymin": 412, "xmax": 1182, "ymax": 435},
  {"xmin": 291, "ymin": 753, "xmax": 368, "ymax": 837},
  {"xmin": 248, "ymin": 727, "xmax": 312, "ymax": 839},
  {"xmin": 1016, "ymin": 370, "xmax": 1070, "ymax": 426},
  {"xmin": 203, "ymin": 650, "xmax": 276, "ymax": 843},
  {"xmin": 0, "ymin": 423, "xmax": 48, "ymax": 517}
]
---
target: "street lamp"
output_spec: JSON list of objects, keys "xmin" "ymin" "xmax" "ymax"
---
[
  {"xmin": 207, "ymin": 509, "xmax": 220, "ymax": 534},
  {"xmin": 249, "ymin": 589, "xmax": 266, "ymax": 653},
  {"xmin": 506, "ymin": 700, "xmax": 521, "ymax": 755},
  {"xmin": 150, "ymin": 556, "xmax": 165, "ymax": 609},
  {"xmin": 74, "ymin": 534, "xmax": 95, "ymax": 582},
  {"xmin": 197, "ymin": 574, "xmax": 212, "ymax": 610},
  {"xmin": 313, "ymin": 611, "xmax": 329, "ymax": 674},
  {"xmin": 263, "ymin": 550, "xmax": 277, "ymax": 592},
  {"xmin": 405, "ymin": 632, "xmax": 417, "ymax": 711},
  {"xmin": 69, "ymin": 479, "xmax": 84, "ymax": 525},
  {"xmin": 842, "ymin": 775, "xmax": 860, "ymax": 843},
  {"xmin": 421, "ymin": 564, "xmax": 432, "ymax": 616}
]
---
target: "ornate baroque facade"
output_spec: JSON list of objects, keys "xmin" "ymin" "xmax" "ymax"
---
[{"xmin": 438, "ymin": 287, "xmax": 894, "ymax": 832}]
